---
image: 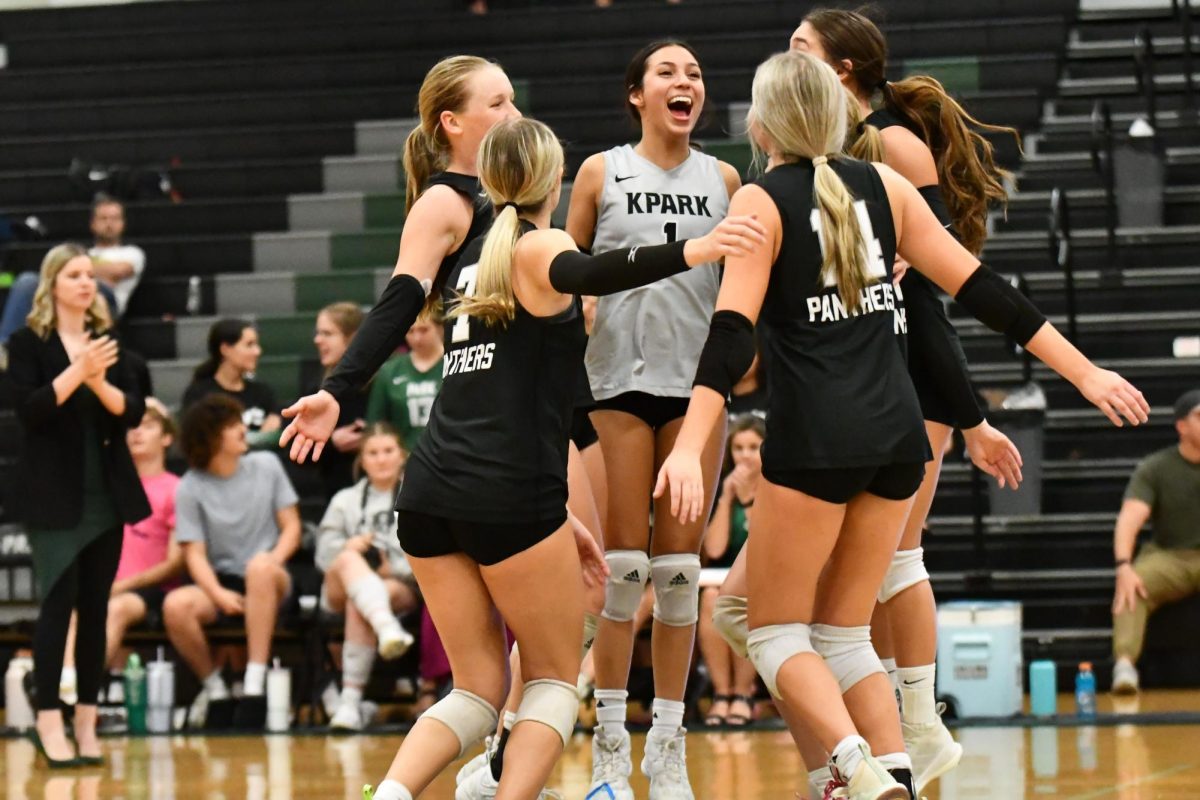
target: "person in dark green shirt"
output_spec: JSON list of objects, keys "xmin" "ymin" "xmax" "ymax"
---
[
  {"xmin": 1111, "ymin": 388, "xmax": 1200, "ymax": 693},
  {"xmin": 698, "ymin": 415, "xmax": 765, "ymax": 727},
  {"xmin": 365, "ymin": 316, "xmax": 444, "ymax": 452}
]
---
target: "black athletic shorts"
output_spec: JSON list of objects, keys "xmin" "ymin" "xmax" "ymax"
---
[
  {"xmin": 571, "ymin": 407, "xmax": 600, "ymax": 450},
  {"xmin": 130, "ymin": 585, "xmax": 166, "ymax": 614},
  {"xmin": 593, "ymin": 391, "xmax": 689, "ymax": 431},
  {"xmin": 395, "ymin": 509, "xmax": 566, "ymax": 566},
  {"xmin": 765, "ymin": 462, "xmax": 926, "ymax": 505}
]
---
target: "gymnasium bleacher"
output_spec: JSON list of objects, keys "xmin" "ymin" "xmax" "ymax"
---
[{"xmin": 1, "ymin": 0, "xmax": 1198, "ymax": 712}]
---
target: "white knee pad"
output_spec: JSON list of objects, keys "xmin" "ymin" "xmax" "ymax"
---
[
  {"xmin": 747, "ymin": 623, "xmax": 815, "ymax": 699},
  {"xmin": 601, "ymin": 550, "xmax": 650, "ymax": 623},
  {"xmin": 811, "ymin": 624, "xmax": 885, "ymax": 694},
  {"xmin": 514, "ymin": 679, "xmax": 579, "ymax": 748},
  {"xmin": 650, "ymin": 553, "xmax": 701, "ymax": 627},
  {"xmin": 877, "ymin": 547, "xmax": 929, "ymax": 604},
  {"xmin": 421, "ymin": 689, "xmax": 498, "ymax": 757},
  {"xmin": 712, "ymin": 595, "xmax": 749, "ymax": 659}
]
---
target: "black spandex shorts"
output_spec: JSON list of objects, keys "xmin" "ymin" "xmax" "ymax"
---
[
  {"xmin": 765, "ymin": 462, "xmax": 926, "ymax": 505},
  {"xmin": 571, "ymin": 407, "xmax": 600, "ymax": 450},
  {"xmin": 593, "ymin": 391, "xmax": 689, "ymax": 431},
  {"xmin": 395, "ymin": 509, "xmax": 566, "ymax": 566}
]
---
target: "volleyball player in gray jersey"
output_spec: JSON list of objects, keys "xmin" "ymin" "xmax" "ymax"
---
[{"xmin": 566, "ymin": 41, "xmax": 739, "ymax": 800}]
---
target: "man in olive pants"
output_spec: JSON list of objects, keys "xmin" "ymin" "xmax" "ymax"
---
[{"xmin": 1111, "ymin": 388, "xmax": 1200, "ymax": 693}]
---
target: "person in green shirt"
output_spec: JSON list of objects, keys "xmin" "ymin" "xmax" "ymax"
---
[
  {"xmin": 365, "ymin": 315, "xmax": 444, "ymax": 451},
  {"xmin": 1111, "ymin": 388, "xmax": 1200, "ymax": 693},
  {"xmin": 698, "ymin": 414, "xmax": 764, "ymax": 727}
]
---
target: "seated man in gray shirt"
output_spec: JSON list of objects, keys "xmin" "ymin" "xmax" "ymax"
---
[{"xmin": 163, "ymin": 394, "xmax": 300, "ymax": 728}]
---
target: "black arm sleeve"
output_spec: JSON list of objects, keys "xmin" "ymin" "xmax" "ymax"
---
[
  {"xmin": 954, "ymin": 263, "xmax": 1048, "ymax": 347},
  {"xmin": 321, "ymin": 274, "xmax": 427, "ymax": 402},
  {"xmin": 548, "ymin": 240, "xmax": 688, "ymax": 296},
  {"xmin": 692, "ymin": 310, "xmax": 756, "ymax": 398},
  {"xmin": 902, "ymin": 272, "xmax": 985, "ymax": 429}
]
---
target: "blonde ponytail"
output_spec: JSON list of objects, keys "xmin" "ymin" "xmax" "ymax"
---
[
  {"xmin": 403, "ymin": 55, "xmax": 495, "ymax": 213},
  {"xmin": 447, "ymin": 118, "xmax": 565, "ymax": 328},
  {"xmin": 812, "ymin": 156, "xmax": 871, "ymax": 313},
  {"xmin": 843, "ymin": 93, "xmax": 885, "ymax": 162},
  {"xmin": 750, "ymin": 51, "xmax": 874, "ymax": 314}
]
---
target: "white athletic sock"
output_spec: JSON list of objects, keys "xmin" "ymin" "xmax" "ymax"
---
[
  {"xmin": 339, "ymin": 686, "xmax": 364, "ymax": 708},
  {"xmin": 502, "ymin": 710, "xmax": 517, "ymax": 731},
  {"xmin": 204, "ymin": 670, "xmax": 230, "ymax": 700},
  {"xmin": 342, "ymin": 641, "xmax": 376, "ymax": 690},
  {"xmin": 371, "ymin": 779, "xmax": 413, "ymax": 800},
  {"xmin": 581, "ymin": 612, "xmax": 600, "ymax": 660},
  {"xmin": 60, "ymin": 666, "xmax": 77, "ymax": 689},
  {"xmin": 348, "ymin": 574, "xmax": 402, "ymax": 639},
  {"xmin": 898, "ymin": 664, "xmax": 937, "ymax": 726},
  {"xmin": 877, "ymin": 751, "xmax": 913, "ymax": 772},
  {"xmin": 244, "ymin": 662, "xmax": 268, "ymax": 697},
  {"xmin": 830, "ymin": 735, "xmax": 869, "ymax": 782},
  {"xmin": 594, "ymin": 689, "xmax": 628, "ymax": 740},
  {"xmin": 650, "ymin": 698, "xmax": 686, "ymax": 738}
]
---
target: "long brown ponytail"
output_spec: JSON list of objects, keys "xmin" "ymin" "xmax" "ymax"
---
[{"xmin": 805, "ymin": 8, "xmax": 1021, "ymax": 254}]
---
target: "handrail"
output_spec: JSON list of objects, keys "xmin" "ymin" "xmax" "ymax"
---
[
  {"xmin": 1134, "ymin": 25, "xmax": 1158, "ymax": 128},
  {"xmin": 1089, "ymin": 101, "xmax": 1119, "ymax": 271},
  {"xmin": 1048, "ymin": 188, "xmax": 1078, "ymax": 345}
]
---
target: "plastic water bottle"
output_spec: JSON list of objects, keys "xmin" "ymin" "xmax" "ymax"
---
[
  {"xmin": 266, "ymin": 658, "xmax": 291, "ymax": 732},
  {"xmin": 4, "ymin": 655, "xmax": 35, "ymax": 731},
  {"xmin": 124, "ymin": 653, "xmax": 148, "ymax": 734},
  {"xmin": 1075, "ymin": 662, "xmax": 1097, "ymax": 717},
  {"xmin": 146, "ymin": 648, "xmax": 175, "ymax": 734},
  {"xmin": 1029, "ymin": 659, "xmax": 1057, "ymax": 717}
]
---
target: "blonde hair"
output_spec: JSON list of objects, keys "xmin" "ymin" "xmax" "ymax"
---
[
  {"xmin": 403, "ymin": 55, "xmax": 495, "ymax": 213},
  {"xmin": 447, "ymin": 118, "xmax": 564, "ymax": 327},
  {"xmin": 750, "ymin": 51, "xmax": 873, "ymax": 313},
  {"xmin": 26, "ymin": 242, "xmax": 112, "ymax": 339},
  {"xmin": 842, "ymin": 90, "xmax": 885, "ymax": 162}
]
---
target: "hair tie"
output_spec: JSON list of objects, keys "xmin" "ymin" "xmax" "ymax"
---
[
  {"xmin": 813, "ymin": 155, "xmax": 829, "ymax": 167},
  {"xmin": 876, "ymin": 79, "xmax": 889, "ymax": 92},
  {"xmin": 854, "ymin": 121, "xmax": 866, "ymax": 137},
  {"xmin": 500, "ymin": 201, "xmax": 520, "ymax": 213}
]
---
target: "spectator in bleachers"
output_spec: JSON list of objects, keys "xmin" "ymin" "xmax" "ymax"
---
[
  {"xmin": 1111, "ymin": 388, "xmax": 1200, "ymax": 694},
  {"xmin": 181, "ymin": 318, "xmax": 281, "ymax": 438},
  {"xmin": 310, "ymin": 301, "xmax": 367, "ymax": 497},
  {"xmin": 102, "ymin": 397, "xmax": 184, "ymax": 686},
  {"xmin": 6, "ymin": 243, "xmax": 150, "ymax": 766},
  {"xmin": 317, "ymin": 423, "xmax": 419, "ymax": 731},
  {"xmin": 163, "ymin": 394, "xmax": 300, "ymax": 728},
  {"xmin": 698, "ymin": 415, "xmax": 763, "ymax": 727},
  {"xmin": 0, "ymin": 197, "xmax": 144, "ymax": 344},
  {"xmin": 365, "ymin": 314, "xmax": 443, "ymax": 452}
]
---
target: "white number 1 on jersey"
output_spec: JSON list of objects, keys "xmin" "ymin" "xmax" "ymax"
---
[
  {"xmin": 450, "ymin": 265, "xmax": 479, "ymax": 343},
  {"xmin": 809, "ymin": 201, "xmax": 888, "ymax": 287}
]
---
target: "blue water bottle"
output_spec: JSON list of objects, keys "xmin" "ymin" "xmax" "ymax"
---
[
  {"xmin": 1029, "ymin": 659, "xmax": 1057, "ymax": 717},
  {"xmin": 1075, "ymin": 661, "xmax": 1096, "ymax": 717}
]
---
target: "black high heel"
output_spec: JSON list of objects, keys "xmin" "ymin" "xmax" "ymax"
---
[
  {"xmin": 72, "ymin": 738, "xmax": 104, "ymax": 768},
  {"xmin": 29, "ymin": 728, "xmax": 80, "ymax": 769}
]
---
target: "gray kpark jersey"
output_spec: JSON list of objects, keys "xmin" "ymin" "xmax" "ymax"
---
[{"xmin": 586, "ymin": 144, "xmax": 729, "ymax": 399}]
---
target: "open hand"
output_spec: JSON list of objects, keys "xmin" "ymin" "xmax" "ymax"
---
[
  {"xmin": 962, "ymin": 420, "xmax": 1023, "ymax": 489},
  {"xmin": 654, "ymin": 448, "xmax": 706, "ymax": 524},
  {"xmin": 280, "ymin": 390, "xmax": 340, "ymax": 463}
]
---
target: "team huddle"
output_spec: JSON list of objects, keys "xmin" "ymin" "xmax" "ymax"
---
[{"xmin": 279, "ymin": 9, "xmax": 1150, "ymax": 800}]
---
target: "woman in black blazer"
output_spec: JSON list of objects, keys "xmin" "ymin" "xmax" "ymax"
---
[{"xmin": 7, "ymin": 243, "xmax": 150, "ymax": 767}]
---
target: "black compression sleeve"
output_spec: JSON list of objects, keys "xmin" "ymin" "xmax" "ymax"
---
[
  {"xmin": 322, "ymin": 274, "xmax": 427, "ymax": 402},
  {"xmin": 916, "ymin": 185, "xmax": 960, "ymax": 242},
  {"xmin": 692, "ymin": 310, "xmax": 756, "ymax": 397},
  {"xmin": 548, "ymin": 240, "xmax": 688, "ymax": 296},
  {"xmin": 902, "ymin": 272, "xmax": 985, "ymax": 429},
  {"xmin": 955, "ymin": 264, "xmax": 1047, "ymax": 346}
]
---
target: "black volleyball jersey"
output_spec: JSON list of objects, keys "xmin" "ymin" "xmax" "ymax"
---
[
  {"xmin": 397, "ymin": 222, "xmax": 587, "ymax": 524},
  {"xmin": 426, "ymin": 172, "xmax": 494, "ymax": 294},
  {"xmin": 755, "ymin": 159, "xmax": 929, "ymax": 470}
]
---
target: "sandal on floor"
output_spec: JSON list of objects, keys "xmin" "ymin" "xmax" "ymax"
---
[
  {"xmin": 705, "ymin": 694, "xmax": 733, "ymax": 727},
  {"xmin": 726, "ymin": 694, "xmax": 754, "ymax": 727}
]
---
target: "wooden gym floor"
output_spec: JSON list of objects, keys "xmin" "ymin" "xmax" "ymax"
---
[{"xmin": 3, "ymin": 690, "xmax": 1199, "ymax": 799}]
